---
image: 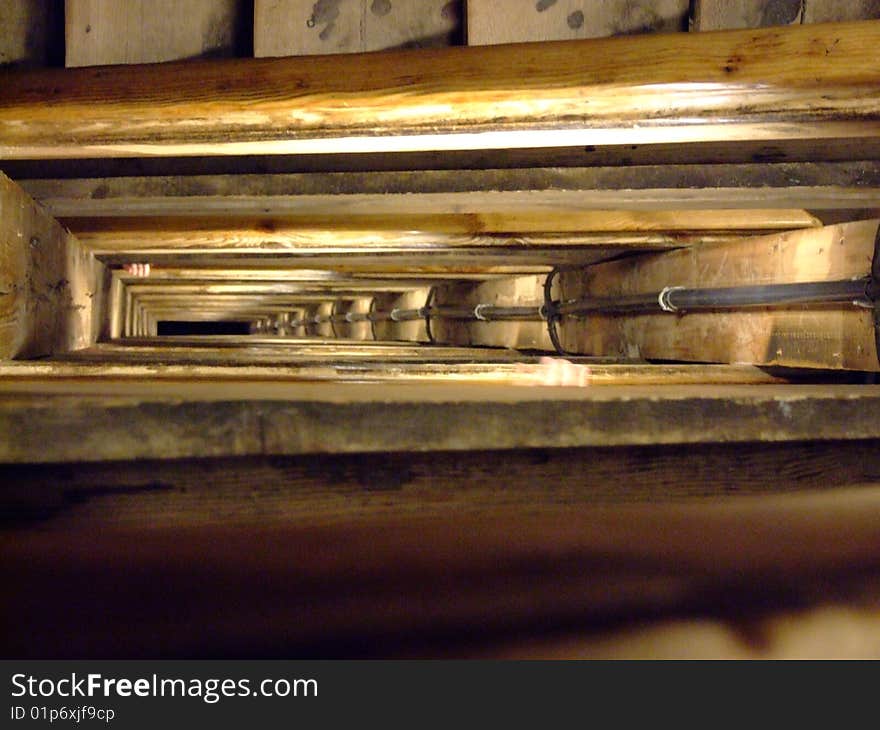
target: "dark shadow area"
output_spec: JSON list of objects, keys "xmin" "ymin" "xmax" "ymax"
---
[{"xmin": 157, "ymin": 321, "xmax": 252, "ymax": 336}]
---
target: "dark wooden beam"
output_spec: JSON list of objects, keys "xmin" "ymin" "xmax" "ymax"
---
[
  {"xmin": 1, "ymin": 380, "xmax": 880, "ymax": 462},
  {"xmin": 17, "ymin": 162, "xmax": 880, "ymax": 218}
]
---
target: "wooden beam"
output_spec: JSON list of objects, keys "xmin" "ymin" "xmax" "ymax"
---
[
  {"xmin": 1, "ymin": 379, "xmax": 880, "ymax": 463},
  {"xmin": 3, "ymin": 441, "xmax": 876, "ymax": 532},
  {"xmin": 127, "ymin": 267, "xmax": 518, "ymax": 283},
  {"xmin": 59, "ymin": 340, "xmax": 532, "ymax": 367},
  {"xmin": 0, "ymin": 360, "xmax": 791, "ymax": 385},
  {"xmin": 558, "ymin": 220, "xmax": 880, "ymax": 370},
  {"xmin": 63, "ymin": 211, "xmax": 816, "ymax": 273},
  {"xmin": 6, "ymin": 483, "xmax": 880, "ymax": 657},
  {"xmin": 19, "ymin": 163, "xmax": 880, "ymax": 217},
  {"xmin": 2, "ymin": 21, "xmax": 880, "ymax": 158},
  {"xmin": 7, "ymin": 137, "xmax": 880, "ymax": 180},
  {"xmin": 0, "ymin": 172, "xmax": 106, "ymax": 359}
]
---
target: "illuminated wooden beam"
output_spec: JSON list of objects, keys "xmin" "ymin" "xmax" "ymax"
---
[
  {"xmin": 2, "ymin": 21, "xmax": 879, "ymax": 159},
  {"xmin": 66, "ymin": 211, "xmax": 817, "ymax": 272}
]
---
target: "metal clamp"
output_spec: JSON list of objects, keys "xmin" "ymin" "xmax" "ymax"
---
[
  {"xmin": 543, "ymin": 267, "xmax": 568, "ymax": 356},
  {"xmin": 424, "ymin": 287, "xmax": 437, "ymax": 344},
  {"xmin": 473, "ymin": 303, "xmax": 490, "ymax": 321},
  {"xmin": 658, "ymin": 286, "xmax": 685, "ymax": 313}
]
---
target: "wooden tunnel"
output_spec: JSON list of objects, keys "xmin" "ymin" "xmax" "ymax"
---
[{"xmin": 2, "ymin": 1, "xmax": 880, "ymax": 659}]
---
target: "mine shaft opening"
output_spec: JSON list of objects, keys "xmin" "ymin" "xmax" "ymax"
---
[{"xmin": 157, "ymin": 321, "xmax": 253, "ymax": 336}]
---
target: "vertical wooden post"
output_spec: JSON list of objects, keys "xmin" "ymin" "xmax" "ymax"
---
[{"xmin": 0, "ymin": 172, "xmax": 106, "ymax": 360}]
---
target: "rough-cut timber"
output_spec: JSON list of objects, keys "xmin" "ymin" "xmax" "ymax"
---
[
  {"xmin": 1, "ymin": 381, "xmax": 880, "ymax": 463},
  {"xmin": 2, "ymin": 20, "xmax": 880, "ymax": 158},
  {"xmin": 19, "ymin": 163, "xmax": 880, "ymax": 217},
  {"xmin": 559, "ymin": 220, "xmax": 880, "ymax": 370},
  {"xmin": 6, "ymin": 485, "xmax": 880, "ymax": 657},
  {"xmin": 0, "ymin": 172, "xmax": 105, "ymax": 359}
]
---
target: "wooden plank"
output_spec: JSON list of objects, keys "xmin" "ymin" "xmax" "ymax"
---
[
  {"xmin": 56, "ymin": 340, "xmax": 532, "ymax": 366},
  {"xmin": 2, "ymin": 440, "xmax": 875, "ymax": 530},
  {"xmin": 62, "ymin": 212, "xmax": 815, "ymax": 273},
  {"xmin": 1, "ymin": 381, "xmax": 880, "ymax": 463},
  {"xmin": 7, "ymin": 485, "xmax": 880, "ymax": 657},
  {"xmin": 0, "ymin": 0, "xmax": 64, "ymax": 68},
  {"xmin": 64, "ymin": 0, "xmax": 249, "ymax": 67},
  {"xmin": 127, "ymin": 267, "xmax": 516, "ymax": 283},
  {"xmin": 0, "ymin": 172, "xmax": 105, "ymax": 359},
  {"xmin": 254, "ymin": 0, "xmax": 461, "ymax": 57},
  {"xmin": 467, "ymin": 0, "xmax": 689, "ymax": 45},
  {"xmin": 3, "ymin": 20, "xmax": 880, "ymax": 159},
  {"xmin": 65, "ymin": 211, "xmax": 818, "ymax": 239},
  {"xmin": 0, "ymin": 360, "xmax": 792, "ymax": 385},
  {"xmin": 8, "ymin": 137, "xmax": 880, "ymax": 180},
  {"xmin": 20, "ymin": 163, "xmax": 880, "ymax": 218},
  {"xmin": 558, "ymin": 220, "xmax": 880, "ymax": 370}
]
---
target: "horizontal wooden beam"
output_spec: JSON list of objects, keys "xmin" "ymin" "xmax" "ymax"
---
[
  {"xmin": 0, "ymin": 360, "xmax": 791, "ymax": 386},
  {"xmin": 60, "ymin": 340, "xmax": 532, "ymax": 366},
  {"xmin": 121, "ymin": 267, "xmax": 509, "ymax": 283},
  {"xmin": 2, "ymin": 21, "xmax": 879, "ymax": 159},
  {"xmin": 18, "ymin": 162, "xmax": 880, "ymax": 217},
  {"xmin": 65, "ymin": 211, "xmax": 817, "ymax": 271},
  {"xmin": 1, "ymin": 380, "xmax": 880, "ymax": 462},
  {"xmin": 6, "ymin": 138, "xmax": 880, "ymax": 181},
  {"xmin": 66, "ymin": 210, "xmax": 817, "ymax": 240}
]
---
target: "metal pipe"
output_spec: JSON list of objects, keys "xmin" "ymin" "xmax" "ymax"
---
[
  {"xmin": 559, "ymin": 277, "xmax": 873, "ymax": 317},
  {"xmin": 390, "ymin": 307, "xmax": 429, "ymax": 322},
  {"xmin": 474, "ymin": 304, "xmax": 546, "ymax": 322}
]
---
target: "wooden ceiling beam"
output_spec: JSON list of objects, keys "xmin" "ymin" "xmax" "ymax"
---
[
  {"xmin": 18, "ymin": 162, "xmax": 880, "ymax": 218},
  {"xmin": 2, "ymin": 21, "xmax": 879, "ymax": 159}
]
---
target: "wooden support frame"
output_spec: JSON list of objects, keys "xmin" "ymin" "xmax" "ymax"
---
[
  {"xmin": 558, "ymin": 220, "xmax": 880, "ymax": 370},
  {"xmin": 5, "ymin": 455, "xmax": 880, "ymax": 658},
  {"xmin": 0, "ymin": 172, "xmax": 107, "ymax": 359},
  {"xmin": 2, "ymin": 21, "xmax": 880, "ymax": 159},
  {"xmin": 2, "ymin": 379, "xmax": 880, "ymax": 463},
  {"xmin": 18, "ymin": 163, "xmax": 880, "ymax": 218}
]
